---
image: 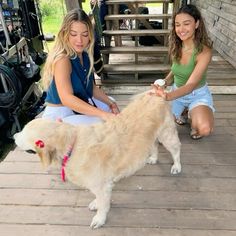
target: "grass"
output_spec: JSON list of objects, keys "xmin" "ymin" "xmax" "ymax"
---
[{"xmin": 42, "ymin": 16, "xmax": 63, "ymax": 35}]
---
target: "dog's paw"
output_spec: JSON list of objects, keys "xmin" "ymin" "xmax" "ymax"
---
[
  {"xmin": 146, "ymin": 155, "xmax": 158, "ymax": 165},
  {"xmin": 89, "ymin": 199, "xmax": 97, "ymax": 211},
  {"xmin": 90, "ymin": 214, "xmax": 106, "ymax": 229},
  {"xmin": 171, "ymin": 163, "xmax": 181, "ymax": 174}
]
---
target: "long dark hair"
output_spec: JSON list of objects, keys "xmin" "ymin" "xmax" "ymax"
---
[{"xmin": 169, "ymin": 4, "xmax": 212, "ymax": 62}]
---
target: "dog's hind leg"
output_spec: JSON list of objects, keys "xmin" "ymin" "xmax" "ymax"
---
[
  {"xmin": 158, "ymin": 128, "xmax": 181, "ymax": 174},
  {"xmin": 146, "ymin": 140, "xmax": 159, "ymax": 164},
  {"xmin": 90, "ymin": 181, "xmax": 113, "ymax": 229}
]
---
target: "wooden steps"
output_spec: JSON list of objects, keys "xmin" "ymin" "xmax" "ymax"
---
[{"xmin": 101, "ymin": 0, "xmax": 176, "ymax": 81}]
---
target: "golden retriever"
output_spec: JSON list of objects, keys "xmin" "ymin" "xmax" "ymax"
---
[{"xmin": 14, "ymin": 92, "xmax": 181, "ymax": 229}]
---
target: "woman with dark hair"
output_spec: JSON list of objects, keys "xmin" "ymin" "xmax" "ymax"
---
[
  {"xmin": 153, "ymin": 4, "xmax": 214, "ymax": 139},
  {"xmin": 42, "ymin": 8, "xmax": 119, "ymax": 125}
]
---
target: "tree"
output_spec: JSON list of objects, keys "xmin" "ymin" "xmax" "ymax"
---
[{"xmin": 64, "ymin": 0, "xmax": 82, "ymax": 11}]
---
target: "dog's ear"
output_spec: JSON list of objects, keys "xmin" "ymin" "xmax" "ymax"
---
[{"xmin": 34, "ymin": 140, "xmax": 56, "ymax": 167}]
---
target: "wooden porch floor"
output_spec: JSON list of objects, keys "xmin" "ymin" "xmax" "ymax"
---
[{"xmin": 1, "ymin": 51, "xmax": 236, "ymax": 235}]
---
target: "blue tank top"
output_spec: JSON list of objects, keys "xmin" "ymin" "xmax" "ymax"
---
[{"xmin": 45, "ymin": 52, "xmax": 93, "ymax": 104}]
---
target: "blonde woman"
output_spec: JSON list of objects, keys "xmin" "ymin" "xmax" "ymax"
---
[{"xmin": 42, "ymin": 8, "xmax": 119, "ymax": 125}]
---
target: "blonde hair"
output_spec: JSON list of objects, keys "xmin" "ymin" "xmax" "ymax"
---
[{"xmin": 42, "ymin": 8, "xmax": 95, "ymax": 89}]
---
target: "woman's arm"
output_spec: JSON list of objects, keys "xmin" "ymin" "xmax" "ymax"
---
[
  {"xmin": 93, "ymin": 84, "xmax": 120, "ymax": 114},
  {"xmin": 54, "ymin": 57, "xmax": 115, "ymax": 120},
  {"xmin": 164, "ymin": 71, "xmax": 174, "ymax": 86},
  {"xmin": 166, "ymin": 46, "xmax": 212, "ymax": 101}
]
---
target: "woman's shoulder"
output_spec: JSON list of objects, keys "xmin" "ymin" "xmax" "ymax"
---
[
  {"xmin": 54, "ymin": 55, "xmax": 72, "ymax": 74},
  {"xmin": 202, "ymin": 45, "xmax": 212, "ymax": 53},
  {"xmin": 55, "ymin": 55, "xmax": 71, "ymax": 66},
  {"xmin": 196, "ymin": 45, "xmax": 212, "ymax": 61},
  {"xmin": 198, "ymin": 45, "xmax": 212, "ymax": 55}
]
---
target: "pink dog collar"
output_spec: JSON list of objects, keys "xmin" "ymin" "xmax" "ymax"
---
[
  {"xmin": 61, "ymin": 156, "xmax": 69, "ymax": 182},
  {"xmin": 61, "ymin": 142, "xmax": 75, "ymax": 182}
]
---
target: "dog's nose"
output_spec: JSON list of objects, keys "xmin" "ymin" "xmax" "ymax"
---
[{"xmin": 26, "ymin": 149, "xmax": 37, "ymax": 154}]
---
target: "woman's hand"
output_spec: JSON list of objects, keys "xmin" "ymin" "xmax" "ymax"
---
[
  {"xmin": 99, "ymin": 102, "xmax": 120, "ymax": 121},
  {"xmin": 100, "ymin": 111, "xmax": 117, "ymax": 121},
  {"xmin": 150, "ymin": 84, "xmax": 168, "ymax": 100},
  {"xmin": 109, "ymin": 102, "xmax": 120, "ymax": 115}
]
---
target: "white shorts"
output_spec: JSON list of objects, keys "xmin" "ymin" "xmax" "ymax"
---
[{"xmin": 42, "ymin": 97, "xmax": 111, "ymax": 125}]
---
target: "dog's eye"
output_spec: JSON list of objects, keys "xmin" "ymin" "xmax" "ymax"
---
[{"xmin": 26, "ymin": 149, "xmax": 37, "ymax": 154}]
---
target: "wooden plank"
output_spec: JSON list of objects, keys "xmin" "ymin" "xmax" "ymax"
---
[
  {"xmin": 103, "ymin": 64, "xmax": 170, "ymax": 73},
  {"xmin": 213, "ymin": 94, "xmax": 236, "ymax": 101},
  {"xmin": 101, "ymin": 46, "xmax": 168, "ymax": 54},
  {"xmin": 1, "ymin": 173, "xmax": 236, "ymax": 192},
  {"xmin": 105, "ymin": 14, "xmax": 172, "ymax": 20},
  {"xmin": 103, "ymin": 29, "xmax": 170, "ymax": 36},
  {"xmin": 207, "ymin": 80, "xmax": 236, "ymax": 86},
  {"xmin": 229, "ymin": 119, "xmax": 236, "ymax": 126},
  {"xmin": 214, "ymin": 113, "xmax": 236, "ymax": 119},
  {"xmin": 1, "ymin": 160, "xmax": 236, "ymax": 178},
  {"xmin": 0, "ymin": 189, "xmax": 235, "ymax": 210},
  {"xmin": 102, "ymin": 78, "xmax": 236, "ymax": 86},
  {"xmin": 1, "ymin": 225, "xmax": 236, "ymax": 236},
  {"xmin": 0, "ymin": 205, "xmax": 235, "ymax": 230},
  {"xmin": 4, "ymin": 148, "xmax": 236, "ymax": 165},
  {"xmin": 102, "ymin": 77, "xmax": 236, "ymax": 86},
  {"xmin": 208, "ymin": 64, "xmax": 234, "ymax": 69},
  {"xmin": 214, "ymin": 105, "xmax": 236, "ymax": 112},
  {"xmin": 210, "ymin": 60, "xmax": 232, "ymax": 65},
  {"xmin": 4, "ymin": 147, "xmax": 40, "ymax": 162},
  {"xmin": 102, "ymin": 84, "xmax": 236, "ymax": 94}
]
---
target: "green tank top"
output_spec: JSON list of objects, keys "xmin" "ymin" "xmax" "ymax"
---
[{"xmin": 171, "ymin": 48, "xmax": 206, "ymax": 87}]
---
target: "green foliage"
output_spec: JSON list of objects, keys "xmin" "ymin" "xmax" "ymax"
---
[
  {"xmin": 82, "ymin": 0, "xmax": 91, "ymax": 14},
  {"xmin": 38, "ymin": 0, "xmax": 65, "ymax": 35},
  {"xmin": 39, "ymin": 0, "xmax": 91, "ymax": 35},
  {"xmin": 40, "ymin": 2, "xmax": 53, "ymax": 17},
  {"xmin": 39, "ymin": 0, "xmax": 65, "ymax": 17},
  {"xmin": 43, "ymin": 16, "xmax": 63, "ymax": 35}
]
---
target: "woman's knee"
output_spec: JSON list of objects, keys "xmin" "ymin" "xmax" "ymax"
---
[{"xmin": 198, "ymin": 124, "xmax": 213, "ymax": 137}]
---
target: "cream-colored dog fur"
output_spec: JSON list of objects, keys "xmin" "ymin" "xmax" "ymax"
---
[{"xmin": 14, "ymin": 92, "xmax": 181, "ymax": 229}]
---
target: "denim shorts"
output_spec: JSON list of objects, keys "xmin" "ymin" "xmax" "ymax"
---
[{"xmin": 171, "ymin": 84, "xmax": 215, "ymax": 119}]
